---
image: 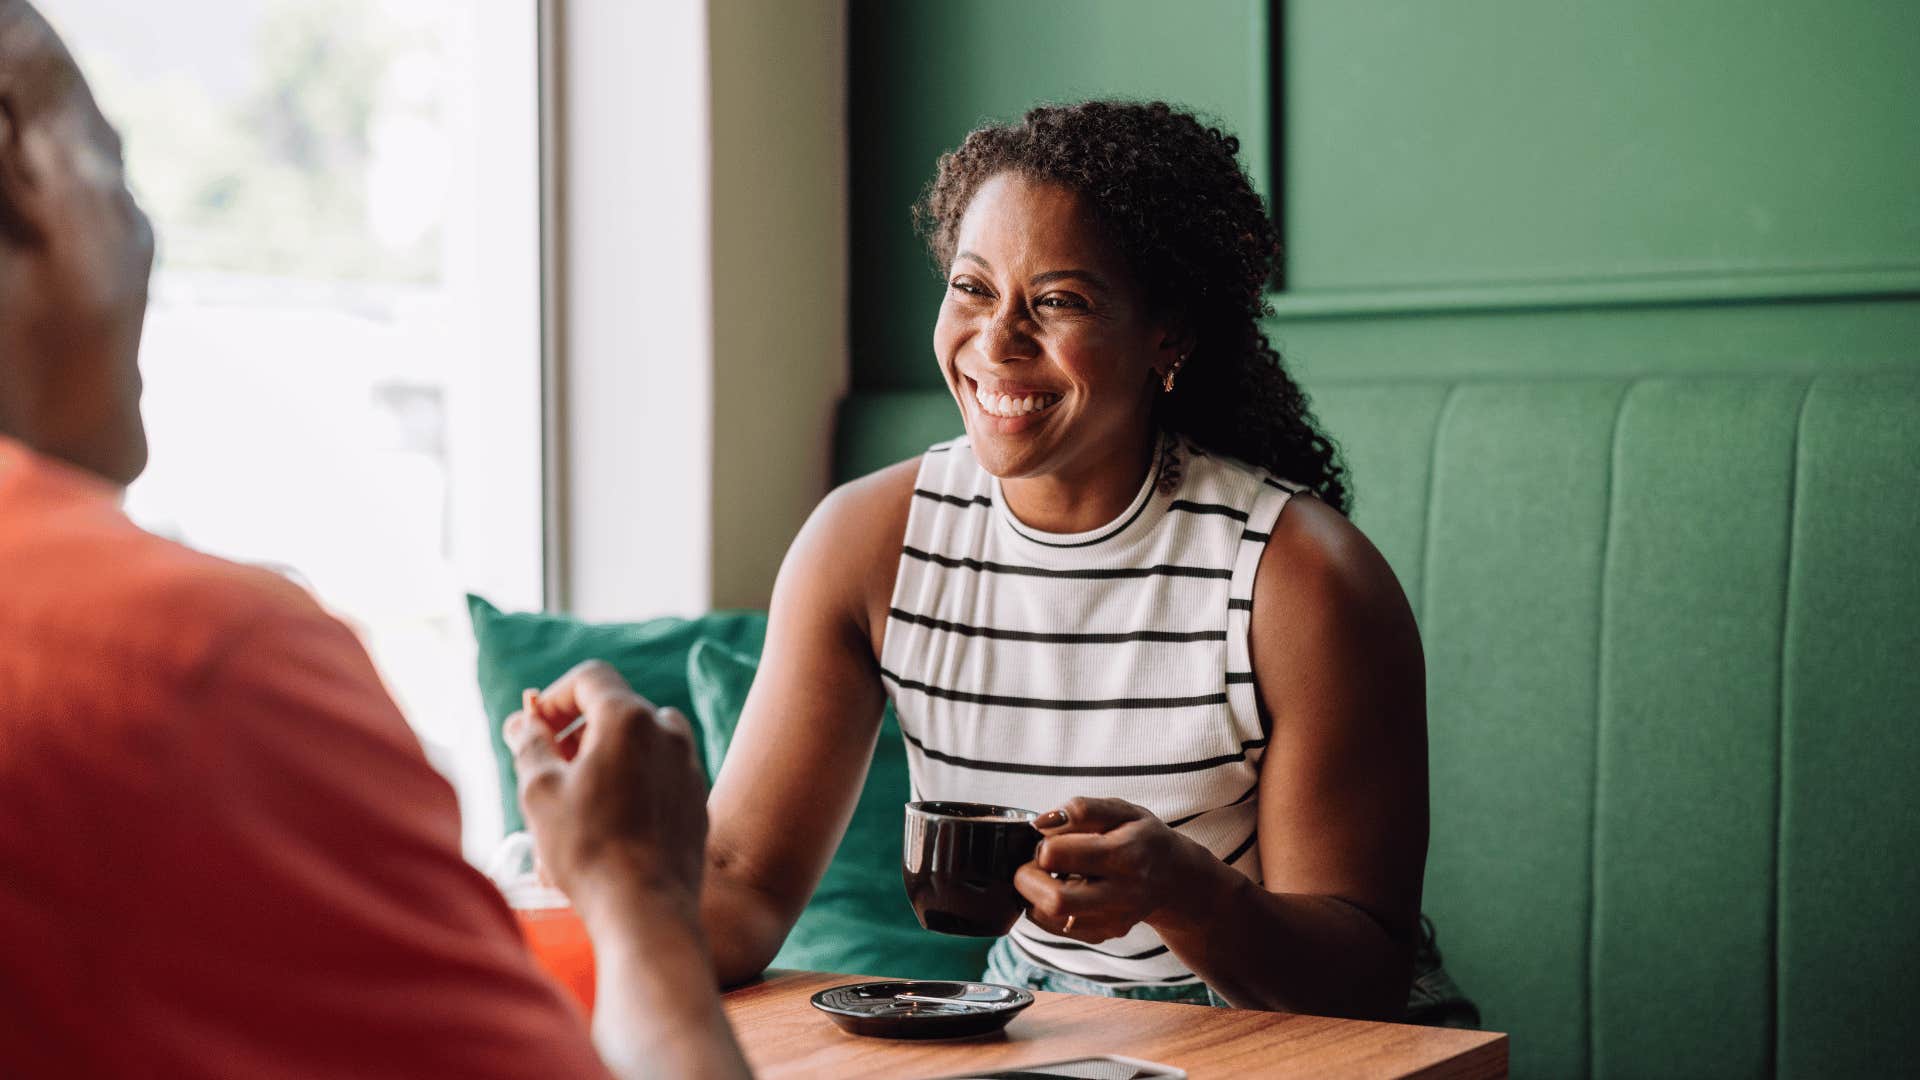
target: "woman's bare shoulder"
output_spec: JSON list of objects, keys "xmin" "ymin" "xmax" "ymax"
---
[
  {"xmin": 1261, "ymin": 498, "xmax": 1400, "ymax": 600},
  {"xmin": 1250, "ymin": 495, "xmax": 1422, "ymax": 682},
  {"xmin": 806, "ymin": 457, "xmax": 919, "ymax": 559},
  {"xmin": 778, "ymin": 457, "xmax": 921, "ymax": 643}
]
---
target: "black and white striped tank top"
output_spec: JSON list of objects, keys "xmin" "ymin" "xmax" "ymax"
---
[{"xmin": 880, "ymin": 432, "xmax": 1301, "ymax": 988}]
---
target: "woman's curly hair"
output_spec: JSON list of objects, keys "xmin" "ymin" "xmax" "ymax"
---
[{"xmin": 915, "ymin": 100, "xmax": 1349, "ymax": 515}]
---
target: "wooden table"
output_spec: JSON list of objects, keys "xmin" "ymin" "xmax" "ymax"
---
[{"xmin": 722, "ymin": 971, "xmax": 1507, "ymax": 1079}]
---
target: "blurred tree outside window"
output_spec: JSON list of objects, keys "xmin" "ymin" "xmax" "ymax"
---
[{"xmin": 45, "ymin": 0, "xmax": 543, "ymax": 856}]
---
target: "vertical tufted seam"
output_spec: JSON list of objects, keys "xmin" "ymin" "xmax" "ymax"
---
[
  {"xmin": 1769, "ymin": 377, "xmax": 1816, "ymax": 1079},
  {"xmin": 1415, "ymin": 383, "xmax": 1462, "ymax": 630},
  {"xmin": 1587, "ymin": 379, "xmax": 1634, "ymax": 1079}
]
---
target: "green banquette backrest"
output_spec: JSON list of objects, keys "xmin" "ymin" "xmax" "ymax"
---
[{"xmin": 834, "ymin": 372, "xmax": 1920, "ymax": 1079}]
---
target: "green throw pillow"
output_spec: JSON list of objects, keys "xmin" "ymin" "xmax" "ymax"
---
[
  {"xmin": 687, "ymin": 639, "xmax": 994, "ymax": 981},
  {"xmin": 467, "ymin": 594, "xmax": 768, "ymax": 836}
]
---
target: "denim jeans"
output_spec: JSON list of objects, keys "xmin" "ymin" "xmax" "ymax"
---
[
  {"xmin": 978, "ymin": 916, "xmax": 1481, "ymax": 1028},
  {"xmin": 980, "ymin": 936, "xmax": 1229, "ymax": 1008}
]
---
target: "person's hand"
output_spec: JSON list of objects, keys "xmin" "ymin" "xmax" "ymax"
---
[
  {"xmin": 1013, "ymin": 796, "xmax": 1210, "ymax": 943},
  {"xmin": 504, "ymin": 660, "xmax": 709, "ymax": 922}
]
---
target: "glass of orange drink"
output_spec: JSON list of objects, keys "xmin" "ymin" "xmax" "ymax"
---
[{"xmin": 489, "ymin": 832, "xmax": 595, "ymax": 1013}]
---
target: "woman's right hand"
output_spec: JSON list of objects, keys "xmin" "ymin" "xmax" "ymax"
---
[{"xmin": 504, "ymin": 660, "xmax": 710, "ymax": 921}]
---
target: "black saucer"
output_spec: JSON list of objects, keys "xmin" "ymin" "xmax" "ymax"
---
[{"xmin": 809, "ymin": 980, "xmax": 1034, "ymax": 1039}]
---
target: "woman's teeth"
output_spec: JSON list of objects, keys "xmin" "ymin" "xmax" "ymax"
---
[{"xmin": 974, "ymin": 385, "xmax": 1062, "ymax": 418}]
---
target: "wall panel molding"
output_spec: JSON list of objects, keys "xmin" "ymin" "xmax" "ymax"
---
[{"xmin": 1270, "ymin": 266, "xmax": 1920, "ymax": 321}]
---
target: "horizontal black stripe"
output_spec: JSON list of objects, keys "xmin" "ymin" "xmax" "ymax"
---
[
  {"xmin": 1167, "ymin": 499, "xmax": 1249, "ymax": 522},
  {"xmin": 1013, "ymin": 927, "xmax": 1169, "ymax": 961},
  {"xmin": 925, "ymin": 444, "xmax": 954, "ymax": 453},
  {"xmin": 903, "ymin": 546, "xmax": 1233, "ymax": 581},
  {"xmin": 881, "ymin": 668, "xmax": 1226, "ymax": 712},
  {"xmin": 914, "ymin": 488, "xmax": 991, "ymax": 508},
  {"xmin": 888, "ymin": 608, "xmax": 1226, "ymax": 645},
  {"xmin": 1263, "ymin": 477, "xmax": 1296, "ymax": 493},
  {"xmin": 1225, "ymin": 671, "xmax": 1255, "ymax": 685},
  {"xmin": 898, "ymin": 726, "xmax": 1267, "ymax": 778},
  {"xmin": 1222, "ymin": 829, "xmax": 1258, "ymax": 866},
  {"xmin": 1227, "ymin": 597, "xmax": 1253, "ymax": 611},
  {"xmin": 1240, "ymin": 530, "xmax": 1271, "ymax": 544},
  {"xmin": 1165, "ymin": 780, "xmax": 1260, "ymax": 829},
  {"xmin": 1008, "ymin": 936, "xmax": 1198, "ymax": 986}
]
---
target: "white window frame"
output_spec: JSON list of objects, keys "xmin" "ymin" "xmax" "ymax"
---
[{"xmin": 541, "ymin": 0, "xmax": 848, "ymax": 621}]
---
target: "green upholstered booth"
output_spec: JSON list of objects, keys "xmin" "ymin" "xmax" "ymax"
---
[{"xmin": 832, "ymin": 373, "xmax": 1920, "ymax": 1079}]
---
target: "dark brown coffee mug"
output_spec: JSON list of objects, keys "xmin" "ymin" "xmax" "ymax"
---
[{"xmin": 902, "ymin": 800, "xmax": 1042, "ymax": 937}]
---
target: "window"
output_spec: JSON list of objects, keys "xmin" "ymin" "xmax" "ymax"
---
[{"xmin": 46, "ymin": 0, "xmax": 543, "ymax": 854}]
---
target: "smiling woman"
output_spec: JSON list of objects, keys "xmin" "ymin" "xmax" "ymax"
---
[
  {"xmin": 920, "ymin": 100, "xmax": 1349, "ymax": 518},
  {"xmin": 933, "ymin": 173, "xmax": 1167, "ymax": 527},
  {"xmin": 696, "ymin": 101, "xmax": 1469, "ymax": 1025}
]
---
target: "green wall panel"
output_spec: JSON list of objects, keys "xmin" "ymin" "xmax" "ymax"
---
[
  {"xmin": 1777, "ymin": 376, "xmax": 1920, "ymax": 1079},
  {"xmin": 1274, "ymin": 299, "xmax": 1920, "ymax": 385},
  {"xmin": 849, "ymin": 0, "xmax": 1269, "ymax": 390},
  {"xmin": 1421, "ymin": 381, "xmax": 1624, "ymax": 1079},
  {"xmin": 1284, "ymin": 0, "xmax": 1920, "ymax": 293},
  {"xmin": 1591, "ymin": 379, "xmax": 1803, "ymax": 1078}
]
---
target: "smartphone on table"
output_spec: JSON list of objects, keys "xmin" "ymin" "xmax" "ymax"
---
[{"xmin": 920, "ymin": 1054, "xmax": 1185, "ymax": 1080}]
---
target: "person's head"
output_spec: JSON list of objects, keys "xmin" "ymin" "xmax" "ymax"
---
[
  {"xmin": 0, "ymin": 0, "xmax": 152, "ymax": 485},
  {"xmin": 917, "ymin": 100, "xmax": 1348, "ymax": 513}
]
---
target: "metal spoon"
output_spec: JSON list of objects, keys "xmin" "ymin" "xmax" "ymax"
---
[{"xmin": 893, "ymin": 992, "xmax": 1003, "ymax": 1010}]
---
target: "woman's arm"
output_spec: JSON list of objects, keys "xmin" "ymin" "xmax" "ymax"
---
[
  {"xmin": 699, "ymin": 460, "xmax": 917, "ymax": 986},
  {"xmin": 1018, "ymin": 497, "xmax": 1428, "ymax": 1019}
]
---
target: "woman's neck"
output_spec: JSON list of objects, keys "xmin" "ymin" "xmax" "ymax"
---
[{"xmin": 998, "ymin": 425, "xmax": 1159, "ymax": 535}]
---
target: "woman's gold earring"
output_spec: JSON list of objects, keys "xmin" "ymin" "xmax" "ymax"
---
[{"xmin": 1162, "ymin": 355, "xmax": 1187, "ymax": 394}]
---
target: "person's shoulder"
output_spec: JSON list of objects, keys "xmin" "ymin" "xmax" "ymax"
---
[
  {"xmin": 1254, "ymin": 493, "xmax": 1415, "ymax": 645},
  {"xmin": 0, "ymin": 462, "xmax": 375, "ymax": 801},
  {"xmin": 809, "ymin": 436, "xmax": 974, "ymax": 554},
  {"xmin": 1245, "ymin": 493, "xmax": 1424, "ymax": 732},
  {"xmin": 775, "ymin": 450, "xmax": 939, "ymax": 636},
  {"xmin": 0, "ymin": 472, "xmax": 326, "ymax": 686},
  {"xmin": 133, "ymin": 532, "xmax": 317, "ymax": 617},
  {"xmin": 795, "ymin": 455, "xmax": 919, "ymax": 577},
  {"xmin": 820, "ymin": 455, "xmax": 920, "ymax": 528},
  {"xmin": 115, "ymin": 533, "xmax": 320, "ymax": 647}
]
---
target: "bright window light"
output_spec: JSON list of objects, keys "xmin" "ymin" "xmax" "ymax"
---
[{"xmin": 45, "ymin": 0, "xmax": 543, "ymax": 855}]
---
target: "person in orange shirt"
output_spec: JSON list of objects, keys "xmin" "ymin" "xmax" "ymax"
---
[{"xmin": 0, "ymin": 3, "xmax": 748, "ymax": 1077}]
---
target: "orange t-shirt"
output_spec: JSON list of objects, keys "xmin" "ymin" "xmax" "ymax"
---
[{"xmin": 0, "ymin": 437, "xmax": 611, "ymax": 1079}]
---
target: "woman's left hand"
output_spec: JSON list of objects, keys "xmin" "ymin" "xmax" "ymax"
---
[{"xmin": 1014, "ymin": 796, "xmax": 1211, "ymax": 944}]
